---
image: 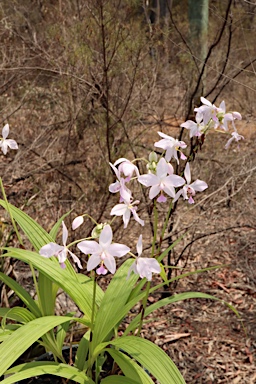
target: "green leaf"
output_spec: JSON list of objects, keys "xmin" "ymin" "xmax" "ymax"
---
[
  {"xmin": 159, "ymin": 262, "xmax": 168, "ymax": 284},
  {"xmin": 75, "ymin": 330, "xmax": 90, "ymax": 371},
  {"xmin": 0, "ymin": 200, "xmax": 54, "ymax": 251},
  {"xmin": 157, "ymin": 235, "xmax": 185, "ymax": 263},
  {"xmin": 91, "ymin": 259, "xmax": 139, "ymax": 350},
  {"xmin": 149, "ymin": 265, "xmax": 228, "ymax": 295},
  {"xmin": 0, "ymin": 328, "xmax": 16, "ymax": 341},
  {"xmin": 77, "ymin": 273, "xmax": 104, "ymax": 309},
  {"xmin": 124, "ymin": 291, "xmax": 236, "ymax": 335},
  {"xmin": 49, "ymin": 210, "xmax": 72, "ymax": 240},
  {"xmin": 2, "ymin": 248, "xmax": 93, "ymax": 320},
  {"xmin": 56, "ymin": 312, "xmax": 75, "ymax": 352},
  {"xmin": 101, "ymin": 376, "xmax": 140, "ymax": 384},
  {"xmin": 110, "ymin": 336, "xmax": 186, "ymax": 384},
  {"xmin": 0, "ymin": 307, "xmax": 35, "ymax": 324},
  {"xmin": 106, "ymin": 348, "xmax": 154, "ymax": 384},
  {"xmin": 38, "ymin": 273, "xmax": 57, "ymax": 316},
  {"xmin": 0, "ymin": 272, "xmax": 41, "ymax": 317},
  {"xmin": 3, "ymin": 361, "xmax": 94, "ymax": 384},
  {"xmin": 128, "ymin": 279, "xmax": 146, "ymax": 302},
  {"xmin": 0, "ymin": 316, "xmax": 73, "ymax": 376},
  {"xmin": 0, "ymin": 200, "xmax": 60, "ymax": 317}
]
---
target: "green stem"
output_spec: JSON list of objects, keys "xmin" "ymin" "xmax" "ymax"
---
[
  {"xmin": 87, "ymin": 272, "xmax": 97, "ymax": 379},
  {"xmin": 136, "ymin": 201, "xmax": 158, "ymax": 336},
  {"xmin": 30, "ymin": 261, "xmax": 42, "ymax": 310},
  {"xmin": 136, "ymin": 281, "xmax": 150, "ymax": 337},
  {"xmin": 67, "ymin": 237, "xmax": 94, "ymax": 248},
  {"xmin": 0, "ymin": 177, "xmax": 23, "ymax": 246},
  {"xmin": 151, "ymin": 201, "xmax": 158, "ymax": 257},
  {"xmin": 158, "ymin": 200, "xmax": 173, "ymax": 255},
  {"xmin": 82, "ymin": 213, "xmax": 99, "ymax": 226}
]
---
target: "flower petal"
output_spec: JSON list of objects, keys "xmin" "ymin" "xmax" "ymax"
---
[
  {"xmin": 165, "ymin": 174, "xmax": 185, "ymax": 188},
  {"xmin": 163, "ymin": 185, "xmax": 175, "ymax": 198},
  {"xmin": 136, "ymin": 258, "xmax": 161, "ymax": 281},
  {"xmin": 149, "ymin": 184, "xmax": 160, "ymax": 200},
  {"xmin": 138, "ymin": 174, "xmax": 158, "ymax": 187},
  {"xmin": 127, "ymin": 261, "xmax": 138, "ymax": 279},
  {"xmin": 108, "ymin": 243, "xmax": 130, "ymax": 257},
  {"xmin": 77, "ymin": 240, "xmax": 101, "ymax": 255},
  {"xmin": 62, "ymin": 221, "xmax": 68, "ymax": 246},
  {"xmin": 99, "ymin": 224, "xmax": 112, "ymax": 248},
  {"xmin": 72, "ymin": 216, "xmax": 84, "ymax": 230},
  {"xmin": 173, "ymin": 189, "xmax": 184, "ymax": 203},
  {"xmin": 200, "ymin": 97, "xmax": 212, "ymax": 107},
  {"xmin": 39, "ymin": 243, "xmax": 64, "ymax": 258},
  {"xmin": 96, "ymin": 265, "xmax": 108, "ymax": 275},
  {"xmin": 136, "ymin": 235, "xmax": 143, "ymax": 257},
  {"xmin": 0, "ymin": 141, "xmax": 8, "ymax": 155},
  {"xmin": 184, "ymin": 163, "xmax": 191, "ymax": 185},
  {"xmin": 68, "ymin": 249, "xmax": 82, "ymax": 269},
  {"xmin": 2, "ymin": 124, "xmax": 9, "ymax": 139},
  {"xmin": 103, "ymin": 254, "xmax": 116, "ymax": 274},
  {"xmin": 131, "ymin": 209, "xmax": 144, "ymax": 226},
  {"xmin": 6, "ymin": 139, "xmax": 18, "ymax": 150},
  {"xmin": 156, "ymin": 158, "xmax": 168, "ymax": 178},
  {"xmin": 110, "ymin": 203, "xmax": 127, "ymax": 216},
  {"xmin": 87, "ymin": 254, "xmax": 101, "ymax": 271},
  {"xmin": 123, "ymin": 209, "xmax": 131, "ymax": 229},
  {"xmin": 190, "ymin": 179, "xmax": 208, "ymax": 192}
]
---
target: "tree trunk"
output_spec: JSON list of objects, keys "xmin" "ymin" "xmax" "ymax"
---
[{"xmin": 188, "ymin": 0, "xmax": 209, "ymax": 105}]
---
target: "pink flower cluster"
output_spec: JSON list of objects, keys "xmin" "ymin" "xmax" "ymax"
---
[
  {"xmin": 181, "ymin": 97, "xmax": 243, "ymax": 148},
  {"xmin": 38, "ymin": 96, "xmax": 243, "ymax": 281}
]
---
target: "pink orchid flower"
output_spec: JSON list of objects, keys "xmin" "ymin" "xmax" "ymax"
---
[
  {"xmin": 128, "ymin": 235, "xmax": 161, "ymax": 281},
  {"xmin": 0, "ymin": 124, "xmax": 18, "ymax": 155},
  {"xmin": 114, "ymin": 157, "xmax": 140, "ymax": 180},
  {"xmin": 39, "ymin": 221, "xmax": 82, "ymax": 269},
  {"xmin": 173, "ymin": 163, "xmax": 208, "ymax": 204},
  {"xmin": 138, "ymin": 158, "xmax": 185, "ymax": 203},
  {"xmin": 225, "ymin": 131, "xmax": 244, "ymax": 149},
  {"xmin": 180, "ymin": 111, "xmax": 205, "ymax": 138},
  {"xmin": 194, "ymin": 97, "xmax": 242, "ymax": 131},
  {"xmin": 77, "ymin": 224, "xmax": 130, "ymax": 275},
  {"xmin": 110, "ymin": 199, "xmax": 144, "ymax": 228},
  {"xmin": 109, "ymin": 162, "xmax": 132, "ymax": 202},
  {"xmin": 154, "ymin": 132, "xmax": 187, "ymax": 164}
]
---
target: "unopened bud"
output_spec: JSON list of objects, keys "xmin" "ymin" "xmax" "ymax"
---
[
  {"xmin": 149, "ymin": 151, "xmax": 158, "ymax": 162},
  {"xmin": 91, "ymin": 223, "xmax": 106, "ymax": 238}
]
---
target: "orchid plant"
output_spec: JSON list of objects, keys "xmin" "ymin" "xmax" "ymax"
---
[{"xmin": 0, "ymin": 97, "xmax": 241, "ymax": 383}]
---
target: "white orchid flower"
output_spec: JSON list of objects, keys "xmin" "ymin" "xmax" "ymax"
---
[
  {"xmin": 180, "ymin": 111, "xmax": 205, "ymax": 138},
  {"xmin": 138, "ymin": 158, "xmax": 185, "ymax": 203},
  {"xmin": 173, "ymin": 163, "xmax": 208, "ymax": 204},
  {"xmin": 0, "ymin": 124, "xmax": 18, "ymax": 155},
  {"xmin": 114, "ymin": 157, "xmax": 140, "ymax": 179},
  {"xmin": 194, "ymin": 97, "xmax": 242, "ymax": 131},
  {"xmin": 128, "ymin": 235, "xmax": 161, "ymax": 281},
  {"xmin": 77, "ymin": 224, "xmax": 130, "ymax": 275},
  {"xmin": 225, "ymin": 131, "xmax": 244, "ymax": 149},
  {"xmin": 110, "ymin": 199, "xmax": 144, "ymax": 228},
  {"xmin": 109, "ymin": 162, "xmax": 132, "ymax": 202},
  {"xmin": 154, "ymin": 132, "xmax": 187, "ymax": 164},
  {"xmin": 39, "ymin": 221, "xmax": 82, "ymax": 269}
]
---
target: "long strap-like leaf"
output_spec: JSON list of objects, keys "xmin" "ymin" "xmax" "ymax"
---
[{"xmin": 0, "ymin": 316, "xmax": 74, "ymax": 376}]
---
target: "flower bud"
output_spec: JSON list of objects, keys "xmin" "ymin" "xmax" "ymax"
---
[{"xmin": 91, "ymin": 223, "xmax": 106, "ymax": 238}]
